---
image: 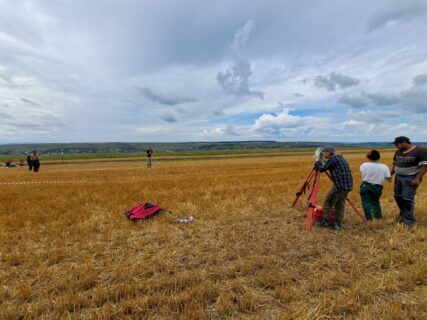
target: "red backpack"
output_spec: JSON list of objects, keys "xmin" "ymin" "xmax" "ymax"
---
[{"xmin": 124, "ymin": 203, "xmax": 161, "ymax": 221}]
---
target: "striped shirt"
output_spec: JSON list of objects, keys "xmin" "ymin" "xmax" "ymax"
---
[
  {"xmin": 393, "ymin": 146, "xmax": 427, "ymax": 176},
  {"xmin": 315, "ymin": 155, "xmax": 353, "ymax": 191}
]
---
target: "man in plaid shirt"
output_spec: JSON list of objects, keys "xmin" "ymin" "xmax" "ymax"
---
[{"xmin": 314, "ymin": 146, "xmax": 353, "ymax": 230}]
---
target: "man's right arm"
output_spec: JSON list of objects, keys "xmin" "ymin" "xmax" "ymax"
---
[{"xmin": 315, "ymin": 157, "xmax": 335, "ymax": 172}]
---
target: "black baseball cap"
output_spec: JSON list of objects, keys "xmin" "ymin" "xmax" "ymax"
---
[{"xmin": 392, "ymin": 136, "xmax": 411, "ymax": 145}]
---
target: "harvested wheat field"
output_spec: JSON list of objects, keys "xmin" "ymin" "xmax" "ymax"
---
[{"xmin": 1, "ymin": 150, "xmax": 426, "ymax": 319}]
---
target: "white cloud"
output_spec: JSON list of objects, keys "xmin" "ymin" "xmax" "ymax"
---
[{"xmin": 202, "ymin": 125, "xmax": 238, "ymax": 139}]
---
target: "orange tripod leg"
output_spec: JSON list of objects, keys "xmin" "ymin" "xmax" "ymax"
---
[
  {"xmin": 292, "ymin": 169, "xmax": 315, "ymax": 208},
  {"xmin": 306, "ymin": 171, "xmax": 321, "ymax": 231}
]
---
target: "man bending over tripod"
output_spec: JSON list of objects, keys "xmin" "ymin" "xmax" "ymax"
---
[{"xmin": 314, "ymin": 146, "xmax": 353, "ymax": 230}]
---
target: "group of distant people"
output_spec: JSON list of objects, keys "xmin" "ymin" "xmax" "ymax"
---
[
  {"xmin": 27, "ymin": 151, "xmax": 41, "ymax": 172},
  {"xmin": 314, "ymin": 136, "xmax": 427, "ymax": 230}
]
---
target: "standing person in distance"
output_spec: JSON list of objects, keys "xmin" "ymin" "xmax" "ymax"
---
[
  {"xmin": 27, "ymin": 153, "xmax": 33, "ymax": 171},
  {"xmin": 146, "ymin": 147, "xmax": 154, "ymax": 169},
  {"xmin": 359, "ymin": 150, "xmax": 391, "ymax": 221},
  {"xmin": 314, "ymin": 146, "xmax": 353, "ymax": 230},
  {"xmin": 30, "ymin": 151, "xmax": 41, "ymax": 172},
  {"xmin": 391, "ymin": 136, "xmax": 427, "ymax": 229}
]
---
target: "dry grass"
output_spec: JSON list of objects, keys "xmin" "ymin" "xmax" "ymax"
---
[{"xmin": 1, "ymin": 150, "xmax": 426, "ymax": 319}]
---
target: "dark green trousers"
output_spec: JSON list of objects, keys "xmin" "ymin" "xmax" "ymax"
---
[
  {"xmin": 360, "ymin": 182, "xmax": 383, "ymax": 220},
  {"xmin": 323, "ymin": 187, "xmax": 350, "ymax": 225}
]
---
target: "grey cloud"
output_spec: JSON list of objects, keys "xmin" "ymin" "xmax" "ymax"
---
[
  {"xmin": 2, "ymin": 113, "xmax": 64, "ymax": 131},
  {"xmin": 140, "ymin": 88, "xmax": 196, "ymax": 106},
  {"xmin": 159, "ymin": 112, "xmax": 177, "ymax": 123},
  {"xmin": 368, "ymin": 0, "xmax": 427, "ymax": 31},
  {"xmin": 413, "ymin": 73, "xmax": 427, "ymax": 86},
  {"xmin": 363, "ymin": 93, "xmax": 399, "ymax": 105},
  {"xmin": 225, "ymin": 125, "xmax": 238, "ymax": 136},
  {"xmin": 211, "ymin": 110, "xmax": 224, "ymax": 117},
  {"xmin": 21, "ymin": 98, "xmax": 41, "ymax": 106},
  {"xmin": 348, "ymin": 110, "xmax": 401, "ymax": 123},
  {"xmin": 314, "ymin": 72, "xmax": 360, "ymax": 92},
  {"xmin": 217, "ymin": 20, "xmax": 264, "ymax": 99},
  {"xmin": 176, "ymin": 108, "xmax": 187, "ymax": 114},
  {"xmin": 400, "ymin": 87, "xmax": 427, "ymax": 113},
  {"xmin": 340, "ymin": 88, "xmax": 427, "ymax": 114},
  {"xmin": 339, "ymin": 94, "xmax": 369, "ymax": 108},
  {"xmin": 0, "ymin": 112, "xmax": 13, "ymax": 119},
  {"xmin": 217, "ymin": 59, "xmax": 264, "ymax": 99},
  {"xmin": 339, "ymin": 92, "xmax": 398, "ymax": 108}
]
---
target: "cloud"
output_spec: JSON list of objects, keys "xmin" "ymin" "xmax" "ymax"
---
[
  {"xmin": 21, "ymin": 97, "xmax": 42, "ymax": 106},
  {"xmin": 249, "ymin": 108, "xmax": 331, "ymax": 137},
  {"xmin": 347, "ymin": 110, "xmax": 400, "ymax": 124},
  {"xmin": 139, "ymin": 87, "xmax": 196, "ymax": 106},
  {"xmin": 364, "ymin": 92, "xmax": 400, "ymax": 105},
  {"xmin": 314, "ymin": 72, "xmax": 360, "ymax": 92},
  {"xmin": 230, "ymin": 20, "xmax": 255, "ymax": 55},
  {"xmin": 0, "ymin": 110, "xmax": 64, "ymax": 136},
  {"xmin": 217, "ymin": 20, "xmax": 264, "ymax": 99},
  {"xmin": 339, "ymin": 92, "xmax": 399, "ymax": 108},
  {"xmin": 368, "ymin": 0, "xmax": 427, "ymax": 31},
  {"xmin": 400, "ymin": 87, "xmax": 427, "ymax": 113},
  {"xmin": 159, "ymin": 112, "xmax": 177, "ymax": 123},
  {"xmin": 217, "ymin": 59, "xmax": 264, "ymax": 99},
  {"xmin": 0, "ymin": 112, "xmax": 13, "ymax": 119},
  {"xmin": 202, "ymin": 125, "xmax": 238, "ymax": 138},
  {"xmin": 339, "ymin": 94, "xmax": 369, "ymax": 108},
  {"xmin": 413, "ymin": 73, "xmax": 427, "ymax": 86},
  {"xmin": 211, "ymin": 110, "xmax": 224, "ymax": 117}
]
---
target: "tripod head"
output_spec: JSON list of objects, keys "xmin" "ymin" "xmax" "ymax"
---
[{"xmin": 314, "ymin": 147, "xmax": 326, "ymax": 165}]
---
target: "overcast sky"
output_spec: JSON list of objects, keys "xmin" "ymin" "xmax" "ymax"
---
[{"xmin": 1, "ymin": 0, "xmax": 426, "ymax": 143}]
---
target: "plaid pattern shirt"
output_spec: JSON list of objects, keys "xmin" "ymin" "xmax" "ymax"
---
[{"xmin": 315, "ymin": 155, "xmax": 353, "ymax": 191}]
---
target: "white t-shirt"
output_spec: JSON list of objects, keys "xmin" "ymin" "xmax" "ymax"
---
[{"xmin": 360, "ymin": 162, "xmax": 391, "ymax": 186}]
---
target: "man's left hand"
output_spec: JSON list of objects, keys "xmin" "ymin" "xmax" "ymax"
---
[{"xmin": 411, "ymin": 178, "xmax": 421, "ymax": 188}]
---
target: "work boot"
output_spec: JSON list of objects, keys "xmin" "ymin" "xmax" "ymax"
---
[
  {"xmin": 317, "ymin": 219, "xmax": 329, "ymax": 228},
  {"xmin": 330, "ymin": 222, "xmax": 342, "ymax": 231}
]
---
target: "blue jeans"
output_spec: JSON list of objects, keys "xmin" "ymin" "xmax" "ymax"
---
[{"xmin": 394, "ymin": 175, "xmax": 418, "ymax": 226}]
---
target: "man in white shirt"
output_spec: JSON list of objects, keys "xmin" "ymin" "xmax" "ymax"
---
[{"xmin": 360, "ymin": 150, "xmax": 391, "ymax": 220}]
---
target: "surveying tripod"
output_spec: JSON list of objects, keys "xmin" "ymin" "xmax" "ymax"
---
[{"xmin": 292, "ymin": 167, "xmax": 366, "ymax": 230}]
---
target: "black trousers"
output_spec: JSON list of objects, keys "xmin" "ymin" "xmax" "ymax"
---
[{"xmin": 33, "ymin": 160, "xmax": 40, "ymax": 172}]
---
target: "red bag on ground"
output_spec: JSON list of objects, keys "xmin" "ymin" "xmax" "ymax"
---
[
  {"xmin": 313, "ymin": 205, "xmax": 337, "ymax": 224},
  {"xmin": 124, "ymin": 203, "xmax": 161, "ymax": 220}
]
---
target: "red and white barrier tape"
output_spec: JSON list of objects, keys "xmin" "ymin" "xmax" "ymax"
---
[{"xmin": 0, "ymin": 180, "xmax": 104, "ymax": 185}]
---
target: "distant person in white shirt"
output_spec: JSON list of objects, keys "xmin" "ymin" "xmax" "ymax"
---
[{"xmin": 359, "ymin": 150, "xmax": 391, "ymax": 220}]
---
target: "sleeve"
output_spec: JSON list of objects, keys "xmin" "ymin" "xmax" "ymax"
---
[
  {"xmin": 419, "ymin": 148, "xmax": 427, "ymax": 166},
  {"xmin": 393, "ymin": 152, "xmax": 397, "ymax": 165},
  {"xmin": 315, "ymin": 157, "xmax": 336, "ymax": 172}
]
